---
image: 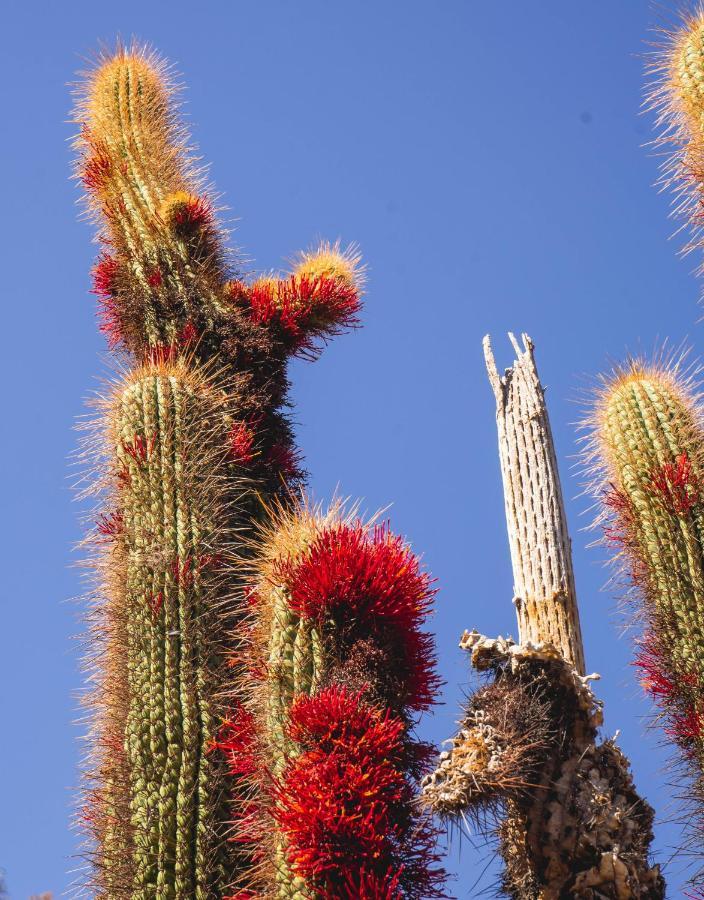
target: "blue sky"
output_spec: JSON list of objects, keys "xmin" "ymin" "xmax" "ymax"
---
[{"xmin": 1, "ymin": 1, "xmax": 699, "ymax": 896}]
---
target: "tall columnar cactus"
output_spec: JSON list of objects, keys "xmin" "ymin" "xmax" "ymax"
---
[
  {"xmin": 74, "ymin": 44, "xmax": 362, "ymax": 897},
  {"xmin": 210, "ymin": 500, "xmax": 445, "ymax": 898},
  {"xmin": 586, "ymin": 360, "xmax": 704, "ymax": 861}
]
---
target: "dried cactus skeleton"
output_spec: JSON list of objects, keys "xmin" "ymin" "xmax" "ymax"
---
[{"xmin": 422, "ymin": 335, "xmax": 663, "ymax": 899}]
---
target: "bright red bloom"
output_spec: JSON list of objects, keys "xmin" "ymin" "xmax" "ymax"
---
[
  {"xmin": 147, "ymin": 268, "xmax": 163, "ymax": 289},
  {"xmin": 667, "ymin": 706, "xmax": 704, "ymax": 747},
  {"xmin": 81, "ymin": 134, "xmax": 112, "ymax": 193},
  {"xmin": 274, "ymin": 687, "xmax": 444, "ymax": 899},
  {"xmin": 171, "ymin": 195, "xmax": 212, "ymax": 231},
  {"xmin": 246, "ymin": 274, "xmax": 361, "ymax": 356},
  {"xmin": 633, "ymin": 635, "xmax": 679, "ymax": 702},
  {"xmin": 122, "ymin": 432, "xmax": 157, "ymax": 465},
  {"xmin": 278, "ymin": 522, "xmax": 438, "ymax": 710},
  {"xmin": 91, "ymin": 253, "xmax": 123, "ymax": 348},
  {"xmin": 647, "ymin": 452, "xmax": 699, "ymax": 515},
  {"xmin": 266, "ymin": 441, "xmax": 303, "ymax": 479},
  {"xmin": 178, "ymin": 320, "xmax": 199, "ymax": 347},
  {"xmin": 96, "ymin": 509, "xmax": 124, "ymax": 539},
  {"xmin": 148, "ymin": 591, "xmax": 164, "ymax": 619},
  {"xmin": 210, "ymin": 705, "xmax": 258, "ymax": 778},
  {"xmin": 229, "ymin": 421, "xmax": 257, "ymax": 465}
]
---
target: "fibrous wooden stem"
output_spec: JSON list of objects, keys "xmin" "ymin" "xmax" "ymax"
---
[{"xmin": 484, "ymin": 332, "xmax": 585, "ymax": 673}]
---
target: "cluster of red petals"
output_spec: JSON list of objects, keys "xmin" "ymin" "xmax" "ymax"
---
[
  {"xmin": 169, "ymin": 552, "xmax": 221, "ymax": 590},
  {"xmin": 210, "ymin": 705, "xmax": 258, "ymax": 779},
  {"xmin": 667, "ymin": 706, "xmax": 704, "ymax": 747},
  {"xmin": 91, "ymin": 252, "xmax": 123, "ymax": 348},
  {"xmin": 81, "ymin": 131, "xmax": 112, "ymax": 193},
  {"xmin": 274, "ymin": 687, "xmax": 443, "ymax": 899},
  {"xmin": 96, "ymin": 509, "xmax": 124, "ymax": 539},
  {"xmin": 647, "ymin": 452, "xmax": 700, "ymax": 515},
  {"xmin": 278, "ymin": 523, "xmax": 438, "ymax": 710},
  {"xmin": 634, "ymin": 637, "xmax": 679, "ymax": 703},
  {"xmin": 122, "ymin": 432, "xmax": 157, "ymax": 465},
  {"xmin": 147, "ymin": 268, "xmax": 163, "ymax": 289},
  {"xmin": 228, "ymin": 421, "xmax": 257, "ymax": 465},
  {"xmin": 236, "ymin": 275, "xmax": 361, "ymax": 355},
  {"xmin": 145, "ymin": 320, "xmax": 200, "ymax": 365},
  {"xmin": 171, "ymin": 196, "xmax": 212, "ymax": 231}
]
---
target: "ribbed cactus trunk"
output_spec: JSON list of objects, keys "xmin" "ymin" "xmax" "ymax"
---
[
  {"xmin": 423, "ymin": 335, "xmax": 663, "ymax": 899},
  {"xmin": 106, "ymin": 361, "xmax": 242, "ymax": 895},
  {"xmin": 74, "ymin": 45, "xmax": 362, "ymax": 897},
  {"xmin": 587, "ymin": 361, "xmax": 704, "ymax": 871}
]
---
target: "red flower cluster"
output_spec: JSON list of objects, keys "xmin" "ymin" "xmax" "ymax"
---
[
  {"xmin": 96, "ymin": 509, "xmax": 124, "ymax": 539},
  {"xmin": 145, "ymin": 321, "xmax": 200, "ymax": 365},
  {"xmin": 634, "ymin": 637, "xmax": 678, "ymax": 702},
  {"xmin": 266, "ymin": 441, "xmax": 303, "ymax": 479},
  {"xmin": 239, "ymin": 275, "xmax": 361, "ymax": 356},
  {"xmin": 210, "ymin": 705, "xmax": 258, "ymax": 779},
  {"xmin": 228, "ymin": 421, "xmax": 257, "ymax": 465},
  {"xmin": 274, "ymin": 686, "xmax": 443, "ymax": 899},
  {"xmin": 647, "ymin": 451, "xmax": 700, "ymax": 515},
  {"xmin": 81, "ymin": 131, "xmax": 112, "ymax": 193},
  {"xmin": 91, "ymin": 252, "xmax": 123, "ymax": 348},
  {"xmin": 173, "ymin": 195, "xmax": 211, "ymax": 231},
  {"xmin": 122, "ymin": 432, "xmax": 157, "ymax": 465},
  {"xmin": 278, "ymin": 523, "xmax": 438, "ymax": 710}
]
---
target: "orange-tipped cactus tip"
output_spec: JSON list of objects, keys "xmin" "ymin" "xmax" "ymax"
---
[
  {"xmin": 292, "ymin": 242, "xmax": 364, "ymax": 292},
  {"xmin": 85, "ymin": 47, "xmax": 169, "ymax": 132}
]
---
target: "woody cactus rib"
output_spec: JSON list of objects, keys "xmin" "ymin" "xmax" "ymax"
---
[
  {"xmin": 422, "ymin": 335, "xmax": 663, "ymax": 899},
  {"xmin": 585, "ymin": 359, "xmax": 704, "ymax": 869},
  {"xmin": 74, "ymin": 44, "xmax": 362, "ymax": 897},
  {"xmin": 211, "ymin": 501, "xmax": 445, "ymax": 898}
]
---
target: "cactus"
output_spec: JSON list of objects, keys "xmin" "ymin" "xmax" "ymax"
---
[
  {"xmin": 209, "ymin": 500, "xmax": 445, "ymax": 898},
  {"xmin": 585, "ymin": 360, "xmax": 704, "ymax": 861},
  {"xmin": 648, "ymin": 7, "xmax": 704, "ymax": 291},
  {"xmin": 423, "ymin": 336, "xmax": 663, "ymax": 898},
  {"xmin": 74, "ymin": 44, "xmax": 362, "ymax": 897}
]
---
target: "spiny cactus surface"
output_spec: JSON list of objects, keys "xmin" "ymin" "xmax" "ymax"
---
[
  {"xmin": 74, "ymin": 44, "xmax": 362, "ymax": 898},
  {"xmin": 585, "ymin": 359, "xmax": 704, "ymax": 869}
]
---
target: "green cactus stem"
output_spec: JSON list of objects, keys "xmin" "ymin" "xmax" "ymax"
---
[{"xmin": 587, "ymin": 361, "xmax": 704, "ymax": 866}]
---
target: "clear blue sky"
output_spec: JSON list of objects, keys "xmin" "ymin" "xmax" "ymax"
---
[{"xmin": 1, "ymin": 1, "xmax": 699, "ymax": 896}]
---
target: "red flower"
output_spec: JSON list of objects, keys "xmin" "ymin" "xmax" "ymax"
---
[
  {"xmin": 178, "ymin": 320, "xmax": 199, "ymax": 347},
  {"xmin": 266, "ymin": 441, "xmax": 303, "ymax": 479},
  {"xmin": 647, "ymin": 452, "xmax": 699, "ymax": 515},
  {"xmin": 174, "ymin": 196, "xmax": 211, "ymax": 230},
  {"xmin": 81, "ymin": 134, "xmax": 112, "ymax": 193},
  {"xmin": 91, "ymin": 253, "xmax": 123, "ymax": 348},
  {"xmin": 273, "ymin": 687, "xmax": 443, "ymax": 898},
  {"xmin": 245, "ymin": 274, "xmax": 361, "ymax": 356},
  {"xmin": 277, "ymin": 522, "xmax": 438, "ymax": 710},
  {"xmin": 147, "ymin": 268, "xmax": 163, "ymax": 289},
  {"xmin": 148, "ymin": 591, "xmax": 164, "ymax": 619},
  {"xmin": 122, "ymin": 432, "xmax": 157, "ymax": 465},
  {"xmin": 210, "ymin": 705, "xmax": 258, "ymax": 778},
  {"xmin": 229, "ymin": 421, "xmax": 257, "ymax": 465},
  {"xmin": 633, "ymin": 635, "xmax": 679, "ymax": 702},
  {"xmin": 96, "ymin": 510, "xmax": 124, "ymax": 539},
  {"xmin": 667, "ymin": 706, "xmax": 704, "ymax": 747}
]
